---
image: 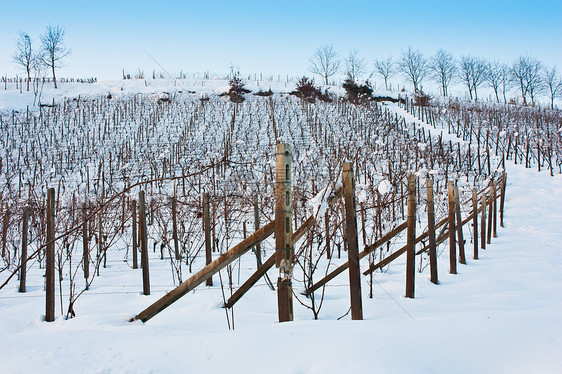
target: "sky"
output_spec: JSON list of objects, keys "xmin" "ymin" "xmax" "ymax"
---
[{"xmin": 0, "ymin": 0, "xmax": 561, "ymax": 82}]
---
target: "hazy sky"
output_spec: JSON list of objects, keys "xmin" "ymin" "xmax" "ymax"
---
[{"xmin": 0, "ymin": 0, "xmax": 560, "ymax": 81}]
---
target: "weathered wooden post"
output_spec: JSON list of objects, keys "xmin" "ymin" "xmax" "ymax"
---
[
  {"xmin": 46, "ymin": 188, "xmax": 55, "ymax": 322},
  {"xmin": 406, "ymin": 174, "xmax": 416, "ymax": 297},
  {"xmin": 203, "ymin": 193, "xmax": 213, "ymax": 286},
  {"xmin": 343, "ymin": 162, "xmax": 363, "ymax": 318},
  {"xmin": 82, "ymin": 203, "xmax": 90, "ymax": 286},
  {"xmin": 2, "ymin": 204, "xmax": 9, "ymax": 259},
  {"xmin": 447, "ymin": 181, "xmax": 456, "ymax": 274},
  {"xmin": 253, "ymin": 195, "xmax": 261, "ymax": 266},
  {"xmin": 472, "ymin": 189, "xmax": 478, "ymax": 260},
  {"xmin": 325, "ymin": 211, "xmax": 331, "ymax": 259},
  {"xmin": 426, "ymin": 179, "xmax": 438, "ymax": 285},
  {"xmin": 487, "ymin": 185, "xmax": 493, "ymax": 245},
  {"xmin": 500, "ymin": 172, "xmax": 507, "ymax": 227},
  {"xmin": 139, "ymin": 191, "xmax": 150, "ymax": 295},
  {"xmin": 492, "ymin": 182, "xmax": 497, "ymax": 238},
  {"xmin": 481, "ymin": 193, "xmax": 486, "ymax": 250},
  {"xmin": 132, "ymin": 200, "xmax": 138, "ymax": 269},
  {"xmin": 275, "ymin": 143, "xmax": 293, "ymax": 322},
  {"xmin": 19, "ymin": 207, "xmax": 29, "ymax": 293},
  {"xmin": 172, "ymin": 195, "xmax": 180, "ymax": 260},
  {"xmin": 454, "ymin": 185, "xmax": 466, "ymax": 265}
]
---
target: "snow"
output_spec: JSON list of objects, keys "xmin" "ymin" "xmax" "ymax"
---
[{"xmin": 0, "ymin": 81, "xmax": 561, "ymax": 373}]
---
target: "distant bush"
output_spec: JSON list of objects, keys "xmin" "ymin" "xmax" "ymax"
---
[
  {"xmin": 342, "ymin": 76, "xmax": 373, "ymax": 104},
  {"xmin": 414, "ymin": 90, "xmax": 432, "ymax": 106},
  {"xmin": 290, "ymin": 77, "xmax": 332, "ymax": 103},
  {"xmin": 254, "ymin": 89, "xmax": 273, "ymax": 97},
  {"xmin": 223, "ymin": 68, "xmax": 251, "ymax": 103}
]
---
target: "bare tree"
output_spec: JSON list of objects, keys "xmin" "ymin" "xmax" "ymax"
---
[
  {"xmin": 374, "ymin": 57, "xmax": 394, "ymax": 90},
  {"xmin": 398, "ymin": 47, "xmax": 428, "ymax": 93},
  {"xmin": 344, "ymin": 49, "xmax": 366, "ymax": 82},
  {"xmin": 524, "ymin": 58, "xmax": 543, "ymax": 106},
  {"xmin": 429, "ymin": 49, "xmax": 456, "ymax": 97},
  {"xmin": 458, "ymin": 56, "xmax": 487, "ymax": 101},
  {"xmin": 544, "ymin": 66, "xmax": 562, "ymax": 109},
  {"xmin": 40, "ymin": 25, "xmax": 71, "ymax": 89},
  {"xmin": 486, "ymin": 60, "xmax": 509, "ymax": 103},
  {"xmin": 12, "ymin": 31, "xmax": 35, "ymax": 92},
  {"xmin": 309, "ymin": 44, "xmax": 340, "ymax": 85}
]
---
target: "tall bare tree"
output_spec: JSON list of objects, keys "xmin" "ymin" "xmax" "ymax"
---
[
  {"xmin": 12, "ymin": 31, "xmax": 35, "ymax": 92},
  {"xmin": 398, "ymin": 47, "xmax": 428, "ymax": 93},
  {"xmin": 523, "ymin": 57, "xmax": 543, "ymax": 106},
  {"xmin": 374, "ymin": 57, "xmax": 394, "ymax": 90},
  {"xmin": 309, "ymin": 44, "xmax": 340, "ymax": 86},
  {"xmin": 344, "ymin": 49, "xmax": 366, "ymax": 82},
  {"xmin": 544, "ymin": 66, "xmax": 562, "ymax": 109},
  {"xmin": 40, "ymin": 25, "xmax": 71, "ymax": 89},
  {"xmin": 510, "ymin": 55, "xmax": 543, "ymax": 106},
  {"xmin": 486, "ymin": 60, "xmax": 507, "ymax": 102},
  {"xmin": 429, "ymin": 49, "xmax": 456, "ymax": 97},
  {"xmin": 458, "ymin": 56, "xmax": 488, "ymax": 101}
]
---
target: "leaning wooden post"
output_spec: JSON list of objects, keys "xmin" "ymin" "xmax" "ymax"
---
[
  {"xmin": 131, "ymin": 200, "xmax": 138, "ymax": 269},
  {"xmin": 203, "ymin": 193, "xmax": 213, "ymax": 287},
  {"xmin": 253, "ymin": 195, "xmax": 261, "ymax": 266},
  {"xmin": 472, "ymin": 189, "xmax": 478, "ymax": 260},
  {"xmin": 492, "ymin": 182, "xmax": 497, "ymax": 238},
  {"xmin": 426, "ymin": 179, "xmax": 438, "ymax": 285},
  {"xmin": 487, "ymin": 185, "xmax": 493, "ymax": 245},
  {"xmin": 454, "ymin": 185, "xmax": 466, "ymax": 264},
  {"xmin": 45, "ymin": 188, "xmax": 55, "ymax": 322},
  {"xmin": 275, "ymin": 143, "xmax": 293, "ymax": 323},
  {"xmin": 481, "ymin": 193, "xmax": 486, "ymax": 250},
  {"xmin": 499, "ymin": 172, "xmax": 507, "ymax": 227},
  {"xmin": 139, "ymin": 191, "xmax": 150, "ymax": 295},
  {"xmin": 82, "ymin": 203, "xmax": 90, "ymax": 286},
  {"xmin": 447, "ymin": 181, "xmax": 456, "ymax": 274},
  {"xmin": 172, "ymin": 195, "xmax": 180, "ymax": 260},
  {"xmin": 19, "ymin": 206, "xmax": 29, "ymax": 293},
  {"xmin": 343, "ymin": 162, "xmax": 363, "ymax": 318},
  {"xmin": 405, "ymin": 174, "xmax": 416, "ymax": 298}
]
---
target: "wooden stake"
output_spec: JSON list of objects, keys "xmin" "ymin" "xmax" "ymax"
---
[
  {"xmin": 487, "ymin": 187, "xmax": 493, "ymax": 245},
  {"xmin": 275, "ymin": 143, "xmax": 293, "ymax": 322},
  {"xmin": 500, "ymin": 172, "xmax": 506, "ymax": 227},
  {"xmin": 426, "ymin": 179, "xmax": 438, "ymax": 285},
  {"xmin": 132, "ymin": 200, "xmax": 138, "ymax": 269},
  {"xmin": 343, "ymin": 162, "xmax": 363, "ymax": 319},
  {"xmin": 82, "ymin": 203, "xmax": 90, "ymax": 283},
  {"xmin": 492, "ymin": 182, "xmax": 497, "ymax": 238},
  {"xmin": 454, "ymin": 186, "xmax": 466, "ymax": 264},
  {"xmin": 172, "ymin": 196, "xmax": 180, "ymax": 260},
  {"xmin": 45, "ymin": 188, "xmax": 55, "ymax": 322},
  {"xmin": 203, "ymin": 193, "xmax": 212, "ymax": 286},
  {"xmin": 448, "ymin": 181, "xmax": 456, "ymax": 274},
  {"xmin": 139, "ymin": 191, "xmax": 150, "ymax": 295},
  {"xmin": 481, "ymin": 193, "xmax": 486, "ymax": 250},
  {"xmin": 472, "ymin": 189, "xmax": 478, "ymax": 260},
  {"xmin": 405, "ymin": 174, "xmax": 416, "ymax": 297},
  {"xmin": 19, "ymin": 207, "xmax": 28, "ymax": 293}
]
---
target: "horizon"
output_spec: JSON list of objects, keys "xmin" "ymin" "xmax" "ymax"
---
[{"xmin": 0, "ymin": 0, "xmax": 560, "ymax": 87}]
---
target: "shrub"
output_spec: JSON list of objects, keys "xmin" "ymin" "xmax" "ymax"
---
[
  {"xmin": 290, "ymin": 77, "xmax": 332, "ymax": 103},
  {"xmin": 342, "ymin": 76, "xmax": 373, "ymax": 104}
]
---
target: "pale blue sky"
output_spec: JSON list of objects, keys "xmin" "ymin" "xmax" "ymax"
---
[{"xmin": 0, "ymin": 0, "xmax": 560, "ymax": 81}]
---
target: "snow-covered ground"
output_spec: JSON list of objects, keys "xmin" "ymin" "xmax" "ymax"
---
[{"xmin": 0, "ymin": 158, "xmax": 560, "ymax": 373}]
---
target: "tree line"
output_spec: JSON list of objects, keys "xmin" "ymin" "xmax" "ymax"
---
[{"xmin": 309, "ymin": 44, "xmax": 562, "ymax": 108}]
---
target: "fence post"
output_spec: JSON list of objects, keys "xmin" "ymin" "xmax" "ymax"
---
[
  {"xmin": 82, "ymin": 203, "xmax": 90, "ymax": 286},
  {"xmin": 500, "ymin": 172, "xmax": 507, "ymax": 227},
  {"xmin": 406, "ymin": 174, "xmax": 416, "ymax": 297},
  {"xmin": 19, "ymin": 207, "xmax": 29, "ymax": 293},
  {"xmin": 492, "ymin": 182, "xmax": 498, "ymax": 238},
  {"xmin": 343, "ymin": 162, "xmax": 363, "ymax": 318},
  {"xmin": 487, "ymin": 185, "xmax": 493, "ymax": 244},
  {"xmin": 253, "ymin": 195, "xmax": 261, "ymax": 266},
  {"xmin": 448, "ymin": 181, "xmax": 456, "ymax": 274},
  {"xmin": 45, "ymin": 188, "xmax": 55, "ymax": 322},
  {"xmin": 172, "ymin": 195, "xmax": 180, "ymax": 260},
  {"xmin": 139, "ymin": 191, "xmax": 150, "ymax": 295},
  {"xmin": 472, "ymin": 189, "xmax": 478, "ymax": 260},
  {"xmin": 426, "ymin": 179, "xmax": 438, "ymax": 285},
  {"xmin": 2, "ymin": 205, "xmax": 9, "ymax": 259},
  {"xmin": 454, "ymin": 185, "xmax": 466, "ymax": 264},
  {"xmin": 481, "ymin": 193, "xmax": 486, "ymax": 250},
  {"xmin": 132, "ymin": 200, "xmax": 138, "ymax": 269},
  {"xmin": 203, "ymin": 193, "xmax": 213, "ymax": 286},
  {"xmin": 275, "ymin": 143, "xmax": 293, "ymax": 322}
]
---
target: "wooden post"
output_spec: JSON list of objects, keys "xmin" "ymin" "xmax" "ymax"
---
[
  {"xmin": 343, "ymin": 162, "xmax": 363, "ymax": 319},
  {"xmin": 2, "ymin": 205, "xmax": 9, "ymax": 259},
  {"xmin": 325, "ymin": 211, "xmax": 331, "ymax": 259},
  {"xmin": 45, "ymin": 188, "xmax": 55, "ymax": 322},
  {"xmin": 500, "ymin": 172, "xmax": 506, "ymax": 227},
  {"xmin": 203, "ymin": 193, "xmax": 212, "ymax": 286},
  {"xmin": 454, "ymin": 186, "xmax": 466, "ymax": 265},
  {"xmin": 172, "ymin": 195, "xmax": 180, "ymax": 260},
  {"xmin": 426, "ymin": 179, "xmax": 438, "ymax": 285},
  {"xmin": 82, "ymin": 203, "xmax": 90, "ymax": 284},
  {"xmin": 487, "ymin": 187, "xmax": 493, "ymax": 245},
  {"xmin": 139, "ymin": 191, "xmax": 150, "ymax": 295},
  {"xmin": 19, "ymin": 207, "xmax": 29, "ymax": 293},
  {"xmin": 481, "ymin": 193, "xmax": 486, "ymax": 250},
  {"xmin": 275, "ymin": 143, "xmax": 293, "ymax": 322},
  {"xmin": 472, "ymin": 189, "xmax": 478, "ymax": 260},
  {"xmin": 405, "ymin": 174, "xmax": 416, "ymax": 298},
  {"xmin": 447, "ymin": 181, "xmax": 456, "ymax": 274},
  {"xmin": 132, "ymin": 200, "xmax": 138, "ymax": 269},
  {"xmin": 253, "ymin": 195, "xmax": 262, "ymax": 266},
  {"xmin": 492, "ymin": 182, "xmax": 498, "ymax": 238}
]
